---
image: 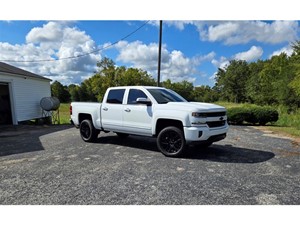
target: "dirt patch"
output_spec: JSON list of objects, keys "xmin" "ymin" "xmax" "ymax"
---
[{"xmin": 252, "ymin": 126, "xmax": 300, "ymax": 144}]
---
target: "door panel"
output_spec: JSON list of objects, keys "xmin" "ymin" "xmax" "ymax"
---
[
  {"xmin": 101, "ymin": 103, "xmax": 124, "ymax": 131},
  {"xmin": 123, "ymin": 105, "xmax": 152, "ymax": 135},
  {"xmin": 123, "ymin": 89, "xmax": 152, "ymax": 136},
  {"xmin": 101, "ymin": 89, "xmax": 125, "ymax": 132}
]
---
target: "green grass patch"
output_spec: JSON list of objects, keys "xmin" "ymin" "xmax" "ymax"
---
[
  {"xmin": 265, "ymin": 126, "xmax": 300, "ymax": 137},
  {"xmin": 58, "ymin": 103, "xmax": 71, "ymax": 124}
]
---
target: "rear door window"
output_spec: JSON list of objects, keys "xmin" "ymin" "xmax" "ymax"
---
[{"xmin": 106, "ymin": 89, "xmax": 125, "ymax": 104}]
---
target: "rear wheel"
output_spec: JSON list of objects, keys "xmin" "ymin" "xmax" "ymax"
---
[
  {"xmin": 80, "ymin": 119, "xmax": 99, "ymax": 142},
  {"xmin": 157, "ymin": 126, "xmax": 186, "ymax": 157}
]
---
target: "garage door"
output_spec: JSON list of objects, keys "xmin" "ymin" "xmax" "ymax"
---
[{"xmin": 0, "ymin": 83, "xmax": 12, "ymax": 125}]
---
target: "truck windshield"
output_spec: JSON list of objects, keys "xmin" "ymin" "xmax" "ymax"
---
[{"xmin": 147, "ymin": 88, "xmax": 187, "ymax": 104}]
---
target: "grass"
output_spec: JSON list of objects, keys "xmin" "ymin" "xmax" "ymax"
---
[
  {"xmin": 58, "ymin": 103, "xmax": 71, "ymax": 124},
  {"xmin": 216, "ymin": 101, "xmax": 300, "ymax": 138}
]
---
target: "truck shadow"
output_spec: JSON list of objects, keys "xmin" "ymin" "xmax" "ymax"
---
[
  {"xmin": 186, "ymin": 144, "xmax": 275, "ymax": 163},
  {"xmin": 96, "ymin": 135, "xmax": 275, "ymax": 164}
]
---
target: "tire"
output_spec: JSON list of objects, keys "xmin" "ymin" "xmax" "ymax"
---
[
  {"xmin": 157, "ymin": 126, "xmax": 186, "ymax": 157},
  {"xmin": 80, "ymin": 119, "xmax": 99, "ymax": 142},
  {"xmin": 116, "ymin": 132, "xmax": 129, "ymax": 138}
]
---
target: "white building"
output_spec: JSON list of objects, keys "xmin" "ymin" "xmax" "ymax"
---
[{"xmin": 0, "ymin": 62, "xmax": 52, "ymax": 125}]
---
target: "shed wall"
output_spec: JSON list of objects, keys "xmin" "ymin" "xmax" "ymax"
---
[{"xmin": 0, "ymin": 73, "xmax": 51, "ymax": 123}]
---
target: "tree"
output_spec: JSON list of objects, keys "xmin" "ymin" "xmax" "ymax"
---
[
  {"xmin": 68, "ymin": 84, "xmax": 81, "ymax": 102},
  {"xmin": 51, "ymin": 80, "xmax": 70, "ymax": 103},
  {"xmin": 82, "ymin": 58, "xmax": 156, "ymax": 102},
  {"xmin": 290, "ymin": 40, "xmax": 300, "ymax": 98},
  {"xmin": 161, "ymin": 79, "xmax": 194, "ymax": 100},
  {"xmin": 193, "ymin": 85, "xmax": 219, "ymax": 102},
  {"xmin": 245, "ymin": 60, "xmax": 265, "ymax": 103},
  {"xmin": 214, "ymin": 60, "xmax": 250, "ymax": 103}
]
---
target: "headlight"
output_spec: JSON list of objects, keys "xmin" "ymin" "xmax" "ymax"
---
[{"xmin": 192, "ymin": 112, "xmax": 207, "ymax": 118}]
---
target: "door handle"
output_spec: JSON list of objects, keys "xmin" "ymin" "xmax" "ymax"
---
[
  {"xmin": 103, "ymin": 107, "xmax": 108, "ymax": 111},
  {"xmin": 124, "ymin": 108, "xmax": 131, "ymax": 112}
]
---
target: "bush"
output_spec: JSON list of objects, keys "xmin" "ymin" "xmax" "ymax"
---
[
  {"xmin": 227, "ymin": 107, "xmax": 251, "ymax": 125},
  {"xmin": 227, "ymin": 106, "xmax": 279, "ymax": 125}
]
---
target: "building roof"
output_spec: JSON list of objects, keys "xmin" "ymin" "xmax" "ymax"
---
[{"xmin": 0, "ymin": 62, "xmax": 51, "ymax": 81}]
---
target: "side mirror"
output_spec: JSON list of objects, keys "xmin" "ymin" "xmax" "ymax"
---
[{"xmin": 136, "ymin": 97, "xmax": 152, "ymax": 106}]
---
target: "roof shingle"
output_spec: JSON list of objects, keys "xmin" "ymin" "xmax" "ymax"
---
[{"xmin": 0, "ymin": 62, "xmax": 51, "ymax": 81}]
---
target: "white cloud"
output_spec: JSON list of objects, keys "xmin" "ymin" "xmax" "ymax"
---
[
  {"xmin": 1, "ymin": 21, "xmax": 101, "ymax": 85},
  {"xmin": 211, "ymin": 56, "xmax": 229, "ymax": 69},
  {"xmin": 165, "ymin": 20, "xmax": 299, "ymax": 45},
  {"xmin": 234, "ymin": 46, "xmax": 263, "ymax": 61},
  {"xmin": 26, "ymin": 22, "xmax": 64, "ymax": 45},
  {"xmin": 269, "ymin": 46, "xmax": 293, "ymax": 58},
  {"xmin": 115, "ymin": 40, "xmax": 212, "ymax": 83},
  {"xmin": 203, "ymin": 21, "xmax": 299, "ymax": 45}
]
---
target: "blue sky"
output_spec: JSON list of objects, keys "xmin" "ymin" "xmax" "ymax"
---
[
  {"xmin": 1, "ymin": 0, "xmax": 300, "ymax": 87},
  {"xmin": 0, "ymin": 20, "xmax": 299, "ymax": 86}
]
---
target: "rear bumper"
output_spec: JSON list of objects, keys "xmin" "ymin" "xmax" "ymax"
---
[{"xmin": 183, "ymin": 124, "xmax": 229, "ymax": 143}]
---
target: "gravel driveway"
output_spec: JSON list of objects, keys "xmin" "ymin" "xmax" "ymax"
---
[{"xmin": 0, "ymin": 125, "xmax": 299, "ymax": 204}]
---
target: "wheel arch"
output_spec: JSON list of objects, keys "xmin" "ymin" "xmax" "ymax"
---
[
  {"xmin": 79, "ymin": 113, "xmax": 92, "ymax": 124},
  {"xmin": 155, "ymin": 118, "xmax": 184, "ymax": 136}
]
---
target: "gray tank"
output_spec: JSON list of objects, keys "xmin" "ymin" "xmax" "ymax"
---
[{"xmin": 40, "ymin": 97, "xmax": 60, "ymax": 111}]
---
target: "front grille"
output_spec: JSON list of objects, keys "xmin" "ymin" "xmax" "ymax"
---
[
  {"xmin": 197, "ymin": 111, "xmax": 226, "ymax": 117},
  {"xmin": 207, "ymin": 120, "xmax": 226, "ymax": 128}
]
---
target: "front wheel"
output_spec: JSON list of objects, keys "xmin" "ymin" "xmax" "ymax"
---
[
  {"xmin": 80, "ymin": 119, "xmax": 99, "ymax": 142},
  {"xmin": 157, "ymin": 126, "xmax": 186, "ymax": 157}
]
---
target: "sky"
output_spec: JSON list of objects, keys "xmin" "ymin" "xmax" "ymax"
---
[
  {"xmin": 1, "ymin": 0, "xmax": 300, "ymax": 88},
  {"xmin": 1, "ymin": 20, "xmax": 299, "ymax": 87}
]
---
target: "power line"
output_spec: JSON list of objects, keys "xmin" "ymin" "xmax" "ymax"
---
[{"xmin": 0, "ymin": 20, "xmax": 150, "ymax": 63}]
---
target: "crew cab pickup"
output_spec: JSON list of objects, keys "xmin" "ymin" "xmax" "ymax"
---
[{"xmin": 70, "ymin": 86, "xmax": 229, "ymax": 157}]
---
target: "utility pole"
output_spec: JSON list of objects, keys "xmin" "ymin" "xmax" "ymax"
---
[{"xmin": 157, "ymin": 20, "xmax": 162, "ymax": 87}]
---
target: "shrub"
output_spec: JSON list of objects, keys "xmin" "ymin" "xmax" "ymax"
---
[
  {"xmin": 227, "ymin": 107, "xmax": 251, "ymax": 125},
  {"xmin": 227, "ymin": 106, "xmax": 278, "ymax": 125}
]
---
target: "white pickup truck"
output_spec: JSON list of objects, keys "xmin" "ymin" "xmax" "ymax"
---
[{"xmin": 70, "ymin": 86, "xmax": 229, "ymax": 157}]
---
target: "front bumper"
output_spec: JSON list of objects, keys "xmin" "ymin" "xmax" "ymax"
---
[{"xmin": 183, "ymin": 124, "xmax": 229, "ymax": 143}]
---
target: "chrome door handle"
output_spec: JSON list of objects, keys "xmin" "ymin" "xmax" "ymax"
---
[
  {"xmin": 124, "ymin": 108, "xmax": 131, "ymax": 112},
  {"xmin": 103, "ymin": 107, "xmax": 108, "ymax": 111}
]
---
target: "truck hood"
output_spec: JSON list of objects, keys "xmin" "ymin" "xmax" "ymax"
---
[{"xmin": 159, "ymin": 102, "xmax": 226, "ymax": 112}]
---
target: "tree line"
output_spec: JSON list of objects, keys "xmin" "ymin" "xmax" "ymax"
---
[{"xmin": 51, "ymin": 41, "xmax": 300, "ymax": 110}]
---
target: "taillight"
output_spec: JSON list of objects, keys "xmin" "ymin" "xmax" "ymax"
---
[{"xmin": 70, "ymin": 105, "xmax": 72, "ymax": 115}]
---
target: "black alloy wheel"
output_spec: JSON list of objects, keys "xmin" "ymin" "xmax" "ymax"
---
[
  {"xmin": 157, "ymin": 126, "xmax": 186, "ymax": 157},
  {"xmin": 80, "ymin": 119, "xmax": 98, "ymax": 142}
]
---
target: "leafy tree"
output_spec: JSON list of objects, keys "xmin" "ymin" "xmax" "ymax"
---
[
  {"xmin": 215, "ymin": 60, "xmax": 250, "ymax": 103},
  {"xmin": 246, "ymin": 60, "xmax": 265, "ymax": 103},
  {"xmin": 161, "ymin": 79, "xmax": 194, "ymax": 101},
  {"xmin": 68, "ymin": 84, "xmax": 80, "ymax": 102},
  {"xmin": 289, "ymin": 41, "xmax": 300, "ymax": 106},
  {"xmin": 81, "ymin": 78, "xmax": 98, "ymax": 102},
  {"xmin": 193, "ymin": 85, "xmax": 219, "ymax": 102},
  {"xmin": 51, "ymin": 80, "xmax": 70, "ymax": 103},
  {"xmin": 213, "ymin": 41, "xmax": 300, "ymax": 109},
  {"xmin": 81, "ymin": 58, "xmax": 156, "ymax": 102}
]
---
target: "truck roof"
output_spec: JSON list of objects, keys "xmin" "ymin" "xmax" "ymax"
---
[{"xmin": 108, "ymin": 86, "xmax": 165, "ymax": 90}]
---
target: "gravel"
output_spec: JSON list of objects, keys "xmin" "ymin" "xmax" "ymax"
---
[{"xmin": 0, "ymin": 125, "xmax": 299, "ymax": 205}]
